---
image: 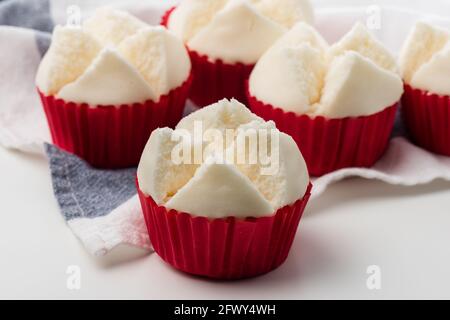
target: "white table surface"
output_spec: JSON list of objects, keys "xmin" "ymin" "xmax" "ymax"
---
[{"xmin": 1, "ymin": 146, "xmax": 450, "ymax": 299}]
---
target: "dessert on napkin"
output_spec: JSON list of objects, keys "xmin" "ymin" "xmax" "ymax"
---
[
  {"xmin": 247, "ymin": 22, "xmax": 404, "ymax": 175},
  {"xmin": 137, "ymin": 99, "xmax": 312, "ymax": 279},
  {"xmin": 399, "ymin": 22, "xmax": 450, "ymax": 156},
  {"xmin": 36, "ymin": 8, "xmax": 192, "ymax": 168}
]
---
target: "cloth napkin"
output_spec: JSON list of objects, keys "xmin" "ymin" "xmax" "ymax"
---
[{"xmin": 1, "ymin": 0, "xmax": 450, "ymax": 256}]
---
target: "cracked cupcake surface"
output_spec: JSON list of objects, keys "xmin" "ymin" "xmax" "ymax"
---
[
  {"xmin": 249, "ymin": 22, "xmax": 403, "ymax": 118},
  {"xmin": 137, "ymin": 99, "xmax": 310, "ymax": 218},
  {"xmin": 399, "ymin": 21, "xmax": 450, "ymax": 97},
  {"xmin": 36, "ymin": 8, "xmax": 191, "ymax": 106}
]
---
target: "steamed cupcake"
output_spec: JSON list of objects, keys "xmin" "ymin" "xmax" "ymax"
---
[
  {"xmin": 137, "ymin": 99, "xmax": 311, "ymax": 279},
  {"xmin": 247, "ymin": 22, "xmax": 403, "ymax": 176},
  {"xmin": 399, "ymin": 22, "xmax": 450, "ymax": 156},
  {"xmin": 162, "ymin": 0, "xmax": 314, "ymax": 106},
  {"xmin": 36, "ymin": 8, "xmax": 192, "ymax": 168}
]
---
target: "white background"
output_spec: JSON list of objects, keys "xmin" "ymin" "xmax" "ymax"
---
[
  {"xmin": 2, "ymin": 147, "xmax": 450, "ymax": 299},
  {"xmin": 1, "ymin": 0, "xmax": 450, "ymax": 299}
]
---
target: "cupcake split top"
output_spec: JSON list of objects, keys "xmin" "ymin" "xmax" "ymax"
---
[
  {"xmin": 36, "ymin": 8, "xmax": 191, "ymax": 106},
  {"xmin": 137, "ymin": 99, "xmax": 310, "ymax": 219},
  {"xmin": 249, "ymin": 22, "xmax": 404, "ymax": 118},
  {"xmin": 167, "ymin": 0, "xmax": 314, "ymax": 64},
  {"xmin": 399, "ymin": 21, "xmax": 450, "ymax": 97}
]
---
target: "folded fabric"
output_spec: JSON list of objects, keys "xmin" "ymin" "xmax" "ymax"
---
[
  {"xmin": 43, "ymin": 137, "xmax": 450, "ymax": 255},
  {"xmin": 1, "ymin": 0, "xmax": 450, "ymax": 256},
  {"xmin": 45, "ymin": 144, "xmax": 150, "ymax": 256}
]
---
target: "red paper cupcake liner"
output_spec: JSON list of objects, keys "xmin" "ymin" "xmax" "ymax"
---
[
  {"xmin": 39, "ymin": 74, "xmax": 192, "ymax": 169},
  {"xmin": 137, "ymin": 179, "xmax": 312, "ymax": 280},
  {"xmin": 187, "ymin": 50, "xmax": 255, "ymax": 107},
  {"xmin": 401, "ymin": 85, "xmax": 450, "ymax": 156},
  {"xmin": 246, "ymin": 87, "xmax": 398, "ymax": 176},
  {"xmin": 161, "ymin": 6, "xmax": 254, "ymax": 107},
  {"xmin": 160, "ymin": 6, "xmax": 175, "ymax": 27}
]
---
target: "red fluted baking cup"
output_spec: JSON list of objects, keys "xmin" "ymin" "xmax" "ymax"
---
[
  {"xmin": 402, "ymin": 84, "xmax": 450, "ymax": 156},
  {"xmin": 187, "ymin": 50, "xmax": 255, "ymax": 107},
  {"xmin": 160, "ymin": 6, "xmax": 254, "ymax": 107},
  {"xmin": 137, "ymin": 180, "xmax": 312, "ymax": 280},
  {"xmin": 246, "ymin": 86, "xmax": 398, "ymax": 176},
  {"xmin": 38, "ymin": 74, "xmax": 192, "ymax": 169},
  {"xmin": 160, "ymin": 6, "xmax": 175, "ymax": 27}
]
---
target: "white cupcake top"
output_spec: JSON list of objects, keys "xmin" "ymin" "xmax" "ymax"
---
[
  {"xmin": 399, "ymin": 22, "xmax": 450, "ymax": 96},
  {"xmin": 36, "ymin": 8, "xmax": 191, "ymax": 105},
  {"xmin": 137, "ymin": 99, "xmax": 309, "ymax": 218},
  {"xmin": 249, "ymin": 23, "xmax": 403, "ymax": 118},
  {"xmin": 249, "ymin": 22, "xmax": 403, "ymax": 118},
  {"xmin": 168, "ymin": 0, "xmax": 314, "ymax": 64}
]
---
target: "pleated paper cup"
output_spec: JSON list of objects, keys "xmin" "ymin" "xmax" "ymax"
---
[
  {"xmin": 247, "ymin": 86, "xmax": 398, "ymax": 176},
  {"xmin": 137, "ymin": 180, "xmax": 312, "ymax": 280},
  {"xmin": 38, "ymin": 74, "xmax": 192, "ymax": 169},
  {"xmin": 402, "ymin": 84, "xmax": 450, "ymax": 156},
  {"xmin": 161, "ymin": 6, "xmax": 254, "ymax": 107}
]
